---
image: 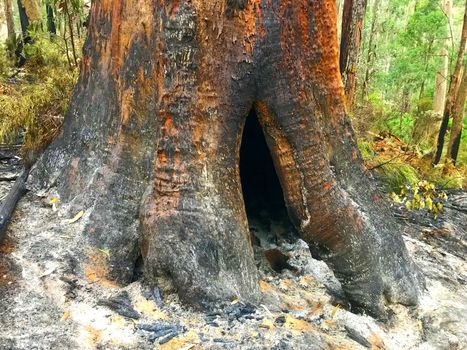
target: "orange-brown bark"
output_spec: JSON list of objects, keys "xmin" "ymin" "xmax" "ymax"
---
[{"xmin": 29, "ymin": 0, "xmax": 422, "ymax": 318}]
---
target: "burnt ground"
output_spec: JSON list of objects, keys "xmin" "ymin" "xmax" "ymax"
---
[{"xmin": 0, "ymin": 143, "xmax": 466, "ymax": 349}]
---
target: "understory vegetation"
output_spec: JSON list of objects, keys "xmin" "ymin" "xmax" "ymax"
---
[{"xmin": 0, "ymin": 36, "xmax": 78, "ymax": 161}]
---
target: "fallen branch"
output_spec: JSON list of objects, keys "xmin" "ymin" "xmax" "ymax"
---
[
  {"xmin": 0, "ymin": 167, "xmax": 30, "ymax": 241},
  {"xmin": 0, "ymin": 174, "xmax": 20, "ymax": 182}
]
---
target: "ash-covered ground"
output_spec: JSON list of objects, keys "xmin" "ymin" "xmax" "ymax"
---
[{"xmin": 0, "ymin": 155, "xmax": 466, "ymax": 349}]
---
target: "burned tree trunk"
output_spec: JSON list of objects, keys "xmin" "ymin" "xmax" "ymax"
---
[
  {"xmin": 28, "ymin": 0, "xmax": 422, "ymax": 319},
  {"xmin": 446, "ymin": 68, "xmax": 467, "ymax": 164}
]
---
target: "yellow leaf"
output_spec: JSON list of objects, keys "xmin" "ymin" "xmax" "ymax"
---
[
  {"xmin": 426, "ymin": 197, "xmax": 433, "ymax": 211},
  {"xmin": 406, "ymin": 200, "xmax": 412, "ymax": 210},
  {"xmin": 61, "ymin": 309, "xmax": 70, "ymax": 321},
  {"xmin": 231, "ymin": 298, "xmax": 240, "ymax": 304},
  {"xmin": 66, "ymin": 210, "xmax": 84, "ymax": 224},
  {"xmin": 284, "ymin": 315, "xmax": 313, "ymax": 333},
  {"xmin": 259, "ymin": 319, "xmax": 274, "ymax": 329},
  {"xmin": 390, "ymin": 193, "xmax": 401, "ymax": 203},
  {"xmin": 134, "ymin": 298, "xmax": 169, "ymax": 319},
  {"xmin": 99, "ymin": 248, "xmax": 110, "ymax": 258},
  {"xmin": 331, "ymin": 304, "xmax": 341, "ymax": 318},
  {"xmin": 49, "ymin": 197, "xmax": 60, "ymax": 205}
]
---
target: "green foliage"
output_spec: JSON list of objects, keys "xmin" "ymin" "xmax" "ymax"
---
[
  {"xmin": 357, "ymin": 139, "xmax": 377, "ymax": 160},
  {"xmin": 0, "ymin": 42, "xmax": 16, "ymax": 79},
  {"xmin": 390, "ymin": 180, "xmax": 448, "ymax": 219},
  {"xmin": 384, "ymin": 113, "xmax": 415, "ymax": 143},
  {"xmin": 373, "ymin": 159, "xmax": 420, "ymax": 192}
]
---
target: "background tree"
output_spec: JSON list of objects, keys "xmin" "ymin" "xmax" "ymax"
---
[
  {"xmin": 3, "ymin": 0, "xmax": 15, "ymax": 41},
  {"xmin": 340, "ymin": 0, "xmax": 367, "ymax": 109},
  {"xmin": 360, "ymin": 0, "xmax": 380, "ymax": 99},
  {"xmin": 434, "ymin": 0, "xmax": 467, "ymax": 164},
  {"xmin": 432, "ymin": 0, "xmax": 452, "ymax": 116},
  {"xmin": 447, "ymin": 65, "xmax": 467, "ymax": 162}
]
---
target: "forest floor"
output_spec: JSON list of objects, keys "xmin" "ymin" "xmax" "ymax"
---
[{"xmin": 0, "ymin": 149, "xmax": 466, "ymax": 350}]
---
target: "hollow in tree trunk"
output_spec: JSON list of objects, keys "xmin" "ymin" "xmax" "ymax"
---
[{"xmin": 28, "ymin": 0, "xmax": 423, "ymax": 319}]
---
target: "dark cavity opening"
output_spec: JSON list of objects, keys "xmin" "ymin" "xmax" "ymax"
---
[{"xmin": 240, "ymin": 109, "xmax": 297, "ymax": 245}]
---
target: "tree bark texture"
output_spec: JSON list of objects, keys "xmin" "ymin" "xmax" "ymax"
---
[
  {"xmin": 29, "ymin": 0, "xmax": 422, "ymax": 319},
  {"xmin": 3, "ymin": 0, "xmax": 15, "ymax": 40},
  {"xmin": 447, "ymin": 67, "xmax": 467, "ymax": 163},
  {"xmin": 340, "ymin": 0, "xmax": 367, "ymax": 109},
  {"xmin": 434, "ymin": 0, "xmax": 467, "ymax": 164}
]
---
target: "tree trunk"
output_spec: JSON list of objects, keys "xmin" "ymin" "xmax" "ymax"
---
[
  {"xmin": 433, "ymin": 47, "xmax": 449, "ymax": 114},
  {"xmin": 340, "ymin": 0, "xmax": 367, "ymax": 109},
  {"xmin": 446, "ymin": 67, "xmax": 467, "ymax": 163},
  {"xmin": 433, "ymin": 0, "xmax": 451, "ymax": 115},
  {"xmin": 3, "ymin": 0, "xmax": 15, "ymax": 40},
  {"xmin": 17, "ymin": 0, "xmax": 29, "ymax": 36},
  {"xmin": 434, "ymin": 0, "xmax": 467, "ymax": 165},
  {"xmin": 28, "ymin": 0, "xmax": 422, "ymax": 319},
  {"xmin": 360, "ymin": 0, "xmax": 379, "ymax": 100},
  {"xmin": 46, "ymin": 4, "xmax": 56, "ymax": 35}
]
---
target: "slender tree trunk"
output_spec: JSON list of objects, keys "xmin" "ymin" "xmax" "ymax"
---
[
  {"xmin": 434, "ymin": 0, "xmax": 467, "ymax": 164},
  {"xmin": 64, "ymin": 0, "xmax": 78, "ymax": 65},
  {"xmin": 29, "ymin": 0, "xmax": 422, "ymax": 319},
  {"xmin": 361, "ymin": 0, "xmax": 379, "ymax": 100},
  {"xmin": 46, "ymin": 5, "xmax": 56, "ymax": 35},
  {"xmin": 336, "ymin": 0, "xmax": 345, "ymax": 42},
  {"xmin": 340, "ymin": 0, "xmax": 367, "ymax": 109},
  {"xmin": 3, "ymin": 0, "xmax": 15, "ymax": 40},
  {"xmin": 433, "ymin": 47, "xmax": 449, "ymax": 114},
  {"xmin": 433, "ymin": 0, "xmax": 451, "ymax": 114},
  {"xmin": 447, "ymin": 67, "xmax": 467, "ymax": 163},
  {"xmin": 17, "ymin": 0, "xmax": 29, "ymax": 36}
]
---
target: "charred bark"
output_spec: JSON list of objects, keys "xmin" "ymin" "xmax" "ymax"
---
[
  {"xmin": 28, "ymin": 0, "xmax": 422, "ymax": 319},
  {"xmin": 0, "ymin": 168, "xmax": 29, "ymax": 241},
  {"xmin": 446, "ymin": 68, "xmax": 467, "ymax": 164},
  {"xmin": 17, "ymin": 0, "xmax": 29, "ymax": 36},
  {"xmin": 46, "ymin": 5, "xmax": 56, "ymax": 36}
]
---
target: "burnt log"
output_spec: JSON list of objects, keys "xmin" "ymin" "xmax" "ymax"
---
[
  {"xmin": 28, "ymin": 0, "xmax": 423, "ymax": 319},
  {"xmin": 0, "ymin": 168, "xmax": 29, "ymax": 241}
]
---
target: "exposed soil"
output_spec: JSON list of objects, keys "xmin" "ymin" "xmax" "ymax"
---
[{"xmin": 0, "ymin": 149, "xmax": 466, "ymax": 349}]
